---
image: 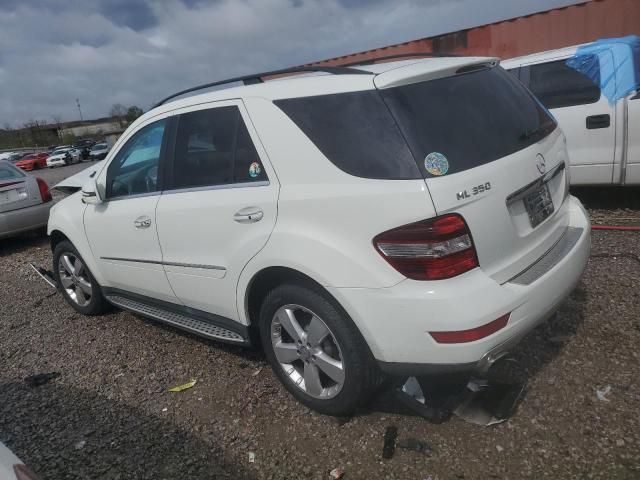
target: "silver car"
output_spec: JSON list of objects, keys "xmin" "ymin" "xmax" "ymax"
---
[{"xmin": 0, "ymin": 160, "xmax": 52, "ymax": 239}]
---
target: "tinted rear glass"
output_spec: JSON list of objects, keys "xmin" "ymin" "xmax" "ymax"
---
[
  {"xmin": 381, "ymin": 66, "xmax": 557, "ymax": 177},
  {"xmin": 275, "ymin": 91, "xmax": 421, "ymax": 180},
  {"xmin": 0, "ymin": 163, "xmax": 23, "ymax": 180},
  {"xmin": 276, "ymin": 66, "xmax": 555, "ymax": 179}
]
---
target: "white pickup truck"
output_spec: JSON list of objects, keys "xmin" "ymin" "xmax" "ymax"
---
[{"xmin": 503, "ymin": 38, "xmax": 639, "ymax": 186}]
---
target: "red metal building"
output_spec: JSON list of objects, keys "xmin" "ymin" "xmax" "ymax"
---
[{"xmin": 307, "ymin": 0, "xmax": 640, "ymax": 66}]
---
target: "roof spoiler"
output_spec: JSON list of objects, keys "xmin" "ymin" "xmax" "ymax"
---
[{"xmin": 373, "ymin": 57, "xmax": 500, "ymax": 90}]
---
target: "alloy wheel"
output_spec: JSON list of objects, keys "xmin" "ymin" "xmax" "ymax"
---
[
  {"xmin": 58, "ymin": 253, "xmax": 93, "ymax": 307},
  {"xmin": 271, "ymin": 304, "xmax": 345, "ymax": 399}
]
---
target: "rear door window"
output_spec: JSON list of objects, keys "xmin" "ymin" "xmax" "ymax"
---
[
  {"xmin": 523, "ymin": 57, "xmax": 601, "ymax": 109},
  {"xmin": 381, "ymin": 66, "xmax": 557, "ymax": 177},
  {"xmin": 168, "ymin": 105, "xmax": 267, "ymax": 190}
]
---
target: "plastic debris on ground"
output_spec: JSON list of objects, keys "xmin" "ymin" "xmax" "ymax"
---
[
  {"xmin": 329, "ymin": 467, "xmax": 345, "ymax": 479},
  {"xmin": 74, "ymin": 440, "xmax": 86, "ymax": 450},
  {"xmin": 596, "ymin": 385, "xmax": 612, "ymax": 402},
  {"xmin": 24, "ymin": 372, "xmax": 60, "ymax": 387},
  {"xmin": 453, "ymin": 380, "xmax": 526, "ymax": 426},
  {"xmin": 248, "ymin": 452, "xmax": 256, "ymax": 463},
  {"xmin": 394, "ymin": 377, "xmax": 452, "ymax": 424},
  {"xmin": 382, "ymin": 426, "xmax": 398, "ymax": 459},
  {"xmin": 397, "ymin": 438, "xmax": 432, "ymax": 455},
  {"xmin": 168, "ymin": 379, "xmax": 197, "ymax": 392}
]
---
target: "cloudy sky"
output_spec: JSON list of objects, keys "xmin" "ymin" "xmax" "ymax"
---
[{"xmin": 0, "ymin": 0, "xmax": 583, "ymax": 126}]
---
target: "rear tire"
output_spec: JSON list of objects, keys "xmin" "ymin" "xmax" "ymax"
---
[
  {"xmin": 259, "ymin": 283, "xmax": 377, "ymax": 416},
  {"xmin": 53, "ymin": 240, "xmax": 109, "ymax": 316}
]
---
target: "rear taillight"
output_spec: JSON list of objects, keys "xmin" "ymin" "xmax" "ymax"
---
[
  {"xmin": 36, "ymin": 177, "xmax": 52, "ymax": 203},
  {"xmin": 373, "ymin": 214, "xmax": 479, "ymax": 280}
]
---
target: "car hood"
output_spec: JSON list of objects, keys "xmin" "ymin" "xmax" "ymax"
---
[{"xmin": 54, "ymin": 160, "xmax": 107, "ymax": 192}]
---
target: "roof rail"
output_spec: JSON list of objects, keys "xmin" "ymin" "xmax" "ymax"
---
[
  {"xmin": 339, "ymin": 52, "xmax": 460, "ymax": 67},
  {"xmin": 153, "ymin": 65, "xmax": 373, "ymax": 108}
]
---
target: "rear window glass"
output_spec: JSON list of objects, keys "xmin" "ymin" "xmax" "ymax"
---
[
  {"xmin": 0, "ymin": 163, "xmax": 23, "ymax": 180},
  {"xmin": 276, "ymin": 67, "xmax": 556, "ymax": 180},
  {"xmin": 526, "ymin": 57, "xmax": 601, "ymax": 109},
  {"xmin": 381, "ymin": 66, "xmax": 557, "ymax": 177},
  {"xmin": 275, "ymin": 91, "xmax": 421, "ymax": 180}
]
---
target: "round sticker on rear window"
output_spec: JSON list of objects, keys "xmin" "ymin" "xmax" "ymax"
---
[
  {"xmin": 424, "ymin": 152, "xmax": 449, "ymax": 176},
  {"xmin": 249, "ymin": 162, "xmax": 262, "ymax": 178}
]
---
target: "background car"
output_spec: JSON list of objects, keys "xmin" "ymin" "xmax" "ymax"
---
[
  {"xmin": 46, "ymin": 147, "xmax": 79, "ymax": 167},
  {"xmin": 88, "ymin": 142, "xmax": 110, "ymax": 160},
  {"xmin": 7, "ymin": 152, "xmax": 32, "ymax": 163},
  {"xmin": 0, "ymin": 151, "xmax": 16, "ymax": 161},
  {"xmin": 15, "ymin": 152, "xmax": 48, "ymax": 171},
  {"xmin": 0, "ymin": 159, "xmax": 52, "ymax": 239},
  {"xmin": 72, "ymin": 139, "xmax": 95, "ymax": 160}
]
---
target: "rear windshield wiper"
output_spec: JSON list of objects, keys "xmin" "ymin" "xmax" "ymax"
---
[
  {"xmin": 519, "ymin": 126, "xmax": 543, "ymax": 141},
  {"xmin": 520, "ymin": 118, "xmax": 556, "ymax": 141}
]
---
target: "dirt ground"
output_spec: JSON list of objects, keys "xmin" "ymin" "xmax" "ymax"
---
[{"xmin": 0, "ymin": 183, "xmax": 639, "ymax": 479}]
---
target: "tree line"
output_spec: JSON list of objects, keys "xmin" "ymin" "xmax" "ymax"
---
[{"xmin": 0, "ymin": 104, "xmax": 144, "ymax": 150}]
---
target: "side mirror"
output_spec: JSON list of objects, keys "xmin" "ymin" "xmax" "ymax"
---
[{"xmin": 81, "ymin": 180, "xmax": 102, "ymax": 205}]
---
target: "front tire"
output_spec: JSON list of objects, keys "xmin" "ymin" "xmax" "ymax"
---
[
  {"xmin": 259, "ymin": 284, "xmax": 377, "ymax": 416},
  {"xmin": 53, "ymin": 240, "xmax": 109, "ymax": 316}
]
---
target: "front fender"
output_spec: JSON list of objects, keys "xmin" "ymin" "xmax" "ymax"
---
[{"xmin": 48, "ymin": 193, "xmax": 106, "ymax": 286}]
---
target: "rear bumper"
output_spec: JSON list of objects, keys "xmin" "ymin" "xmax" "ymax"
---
[
  {"xmin": 328, "ymin": 196, "xmax": 591, "ymax": 376},
  {"xmin": 0, "ymin": 201, "xmax": 52, "ymax": 239}
]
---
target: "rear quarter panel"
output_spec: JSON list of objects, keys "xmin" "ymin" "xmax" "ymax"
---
[{"xmin": 236, "ymin": 97, "xmax": 437, "ymax": 323}]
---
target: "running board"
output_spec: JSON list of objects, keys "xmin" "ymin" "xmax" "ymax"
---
[
  {"xmin": 105, "ymin": 294, "xmax": 247, "ymax": 345},
  {"xmin": 29, "ymin": 263, "xmax": 57, "ymax": 288}
]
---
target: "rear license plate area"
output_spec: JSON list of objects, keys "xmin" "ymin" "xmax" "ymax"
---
[{"xmin": 524, "ymin": 183, "xmax": 554, "ymax": 228}]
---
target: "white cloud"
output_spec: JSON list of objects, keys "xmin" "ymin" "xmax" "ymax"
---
[{"xmin": 0, "ymin": 0, "xmax": 582, "ymax": 126}]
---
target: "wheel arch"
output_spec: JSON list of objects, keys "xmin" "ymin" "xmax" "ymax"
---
[
  {"xmin": 242, "ymin": 266, "xmax": 377, "ymax": 361},
  {"xmin": 50, "ymin": 229, "xmax": 70, "ymax": 253},
  {"xmin": 48, "ymin": 205, "xmax": 107, "ymax": 287}
]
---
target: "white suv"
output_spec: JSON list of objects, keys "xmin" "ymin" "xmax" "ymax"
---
[{"xmin": 47, "ymin": 56, "xmax": 591, "ymax": 415}]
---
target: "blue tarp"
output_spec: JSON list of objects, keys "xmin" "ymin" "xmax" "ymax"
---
[{"xmin": 566, "ymin": 35, "xmax": 640, "ymax": 104}]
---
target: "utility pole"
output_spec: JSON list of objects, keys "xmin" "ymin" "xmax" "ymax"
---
[{"xmin": 76, "ymin": 98, "xmax": 84, "ymax": 121}]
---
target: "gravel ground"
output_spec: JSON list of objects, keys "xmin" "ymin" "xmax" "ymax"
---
[{"xmin": 0, "ymin": 185, "xmax": 639, "ymax": 479}]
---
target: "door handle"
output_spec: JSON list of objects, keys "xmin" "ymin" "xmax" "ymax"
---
[
  {"xmin": 233, "ymin": 207, "xmax": 263, "ymax": 224},
  {"xmin": 134, "ymin": 215, "xmax": 152, "ymax": 229},
  {"xmin": 586, "ymin": 114, "xmax": 610, "ymax": 129}
]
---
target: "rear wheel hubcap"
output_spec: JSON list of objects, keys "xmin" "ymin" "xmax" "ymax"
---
[{"xmin": 271, "ymin": 304, "xmax": 345, "ymax": 399}]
